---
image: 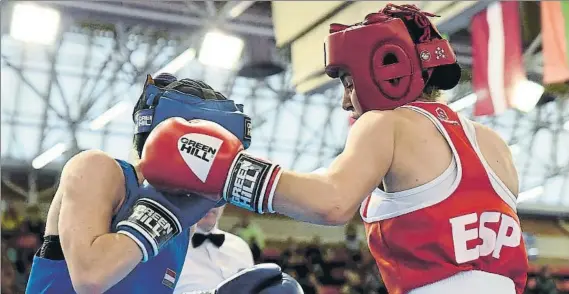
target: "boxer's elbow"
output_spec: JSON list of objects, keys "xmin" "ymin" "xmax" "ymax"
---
[
  {"xmin": 70, "ymin": 271, "xmax": 106, "ymax": 294},
  {"xmin": 66, "ymin": 252, "xmax": 120, "ymax": 293},
  {"xmin": 320, "ymin": 205, "xmax": 353, "ymax": 226},
  {"xmin": 310, "ymin": 170, "xmax": 368, "ymax": 225},
  {"xmin": 319, "ymin": 193, "xmax": 357, "ymax": 226},
  {"xmin": 72, "ymin": 281, "xmax": 104, "ymax": 294},
  {"xmin": 278, "ymin": 173, "xmax": 356, "ymax": 225},
  {"xmin": 69, "ymin": 261, "xmax": 113, "ymax": 294},
  {"xmin": 307, "ymin": 182, "xmax": 358, "ymax": 226}
]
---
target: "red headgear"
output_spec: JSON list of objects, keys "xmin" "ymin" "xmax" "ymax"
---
[{"xmin": 325, "ymin": 4, "xmax": 461, "ymax": 111}]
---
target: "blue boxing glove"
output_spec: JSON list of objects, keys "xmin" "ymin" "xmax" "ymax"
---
[
  {"xmin": 114, "ymin": 183, "xmax": 219, "ymax": 262},
  {"xmin": 184, "ymin": 264, "xmax": 304, "ymax": 294}
]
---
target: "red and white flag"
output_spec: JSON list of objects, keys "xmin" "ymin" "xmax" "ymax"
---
[{"xmin": 470, "ymin": 1, "xmax": 526, "ymax": 116}]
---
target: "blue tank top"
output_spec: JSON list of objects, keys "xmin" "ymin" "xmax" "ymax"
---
[{"xmin": 26, "ymin": 159, "xmax": 190, "ymax": 294}]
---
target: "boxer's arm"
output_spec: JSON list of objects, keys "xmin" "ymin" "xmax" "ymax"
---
[
  {"xmin": 58, "ymin": 150, "xmax": 142, "ymax": 293},
  {"xmin": 273, "ymin": 111, "xmax": 395, "ymax": 225}
]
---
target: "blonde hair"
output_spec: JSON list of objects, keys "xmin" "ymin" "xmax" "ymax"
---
[{"xmin": 419, "ymin": 86, "xmax": 442, "ymax": 102}]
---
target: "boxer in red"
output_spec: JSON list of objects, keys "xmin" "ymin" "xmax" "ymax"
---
[{"xmin": 138, "ymin": 4, "xmax": 529, "ymax": 294}]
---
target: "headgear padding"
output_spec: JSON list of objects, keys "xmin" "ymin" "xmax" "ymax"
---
[
  {"xmin": 132, "ymin": 74, "xmax": 251, "ymax": 158},
  {"xmin": 325, "ymin": 4, "xmax": 461, "ymax": 111}
]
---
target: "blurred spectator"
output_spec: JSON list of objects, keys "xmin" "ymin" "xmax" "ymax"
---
[
  {"xmin": 23, "ymin": 205, "xmax": 45, "ymax": 242},
  {"xmin": 2, "ymin": 250, "xmax": 25, "ymax": 294},
  {"xmin": 3, "ymin": 240, "xmax": 19, "ymax": 265},
  {"xmin": 13, "ymin": 225, "xmax": 40, "ymax": 275},
  {"xmin": 231, "ymin": 215, "xmax": 265, "ymax": 262},
  {"xmin": 289, "ymin": 248, "xmax": 311, "ymax": 280},
  {"xmin": 249, "ymin": 236, "xmax": 262, "ymax": 263},
  {"xmin": 2, "ymin": 204, "xmax": 23, "ymax": 239},
  {"xmin": 359, "ymin": 246, "xmax": 387, "ymax": 294},
  {"xmin": 283, "ymin": 269, "xmax": 300, "ymax": 283},
  {"xmin": 345, "ymin": 224, "xmax": 360, "ymax": 252},
  {"xmin": 281, "ymin": 237, "xmax": 298, "ymax": 268},
  {"xmin": 315, "ymin": 247, "xmax": 346, "ymax": 286},
  {"xmin": 0, "ymin": 200, "xmax": 562, "ymax": 294},
  {"xmin": 525, "ymin": 277, "xmax": 538, "ymax": 294},
  {"xmin": 340, "ymin": 267, "xmax": 364, "ymax": 294},
  {"xmin": 344, "ymin": 223, "xmax": 362, "ymax": 268},
  {"xmin": 283, "ymin": 269, "xmax": 317, "ymax": 294},
  {"xmin": 305, "ymin": 273, "xmax": 321, "ymax": 294},
  {"xmin": 14, "ymin": 225, "xmax": 40, "ymax": 251},
  {"xmin": 305, "ymin": 236, "xmax": 323, "ymax": 265},
  {"xmin": 283, "ymin": 254, "xmax": 320, "ymax": 294},
  {"xmin": 535, "ymin": 266, "xmax": 559, "ymax": 294}
]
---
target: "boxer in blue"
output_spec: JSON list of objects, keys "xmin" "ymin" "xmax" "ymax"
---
[{"xmin": 26, "ymin": 73, "xmax": 303, "ymax": 294}]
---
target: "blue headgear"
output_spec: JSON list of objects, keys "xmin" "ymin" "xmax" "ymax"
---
[{"xmin": 132, "ymin": 74, "xmax": 251, "ymax": 157}]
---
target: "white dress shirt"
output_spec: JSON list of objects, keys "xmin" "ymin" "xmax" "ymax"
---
[{"xmin": 174, "ymin": 227, "xmax": 254, "ymax": 293}]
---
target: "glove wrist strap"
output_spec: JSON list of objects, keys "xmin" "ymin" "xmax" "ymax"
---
[
  {"xmin": 223, "ymin": 152, "xmax": 281, "ymax": 214},
  {"xmin": 264, "ymin": 167, "xmax": 283, "ymax": 213},
  {"xmin": 117, "ymin": 198, "xmax": 182, "ymax": 262}
]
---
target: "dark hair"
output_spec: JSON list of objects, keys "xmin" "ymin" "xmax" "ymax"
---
[{"xmin": 131, "ymin": 74, "xmax": 228, "ymax": 158}]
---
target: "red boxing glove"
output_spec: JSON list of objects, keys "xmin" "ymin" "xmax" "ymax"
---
[{"xmin": 140, "ymin": 118, "xmax": 282, "ymax": 213}]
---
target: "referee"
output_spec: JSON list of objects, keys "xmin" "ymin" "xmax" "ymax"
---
[{"xmin": 174, "ymin": 205, "xmax": 254, "ymax": 293}]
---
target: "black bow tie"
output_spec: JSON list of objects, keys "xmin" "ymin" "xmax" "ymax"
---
[{"xmin": 192, "ymin": 233, "xmax": 225, "ymax": 248}]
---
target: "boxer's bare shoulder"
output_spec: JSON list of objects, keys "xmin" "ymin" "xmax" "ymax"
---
[
  {"xmin": 392, "ymin": 107, "xmax": 454, "ymax": 190},
  {"xmin": 44, "ymin": 149, "xmax": 126, "ymax": 236},
  {"xmin": 470, "ymin": 121, "xmax": 519, "ymax": 196},
  {"xmin": 331, "ymin": 109, "xmax": 397, "ymax": 189}
]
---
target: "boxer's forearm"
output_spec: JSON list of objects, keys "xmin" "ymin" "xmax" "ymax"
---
[
  {"xmin": 272, "ymin": 171, "xmax": 359, "ymax": 225},
  {"xmin": 272, "ymin": 113, "xmax": 394, "ymax": 225},
  {"xmin": 67, "ymin": 233, "xmax": 141, "ymax": 293}
]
